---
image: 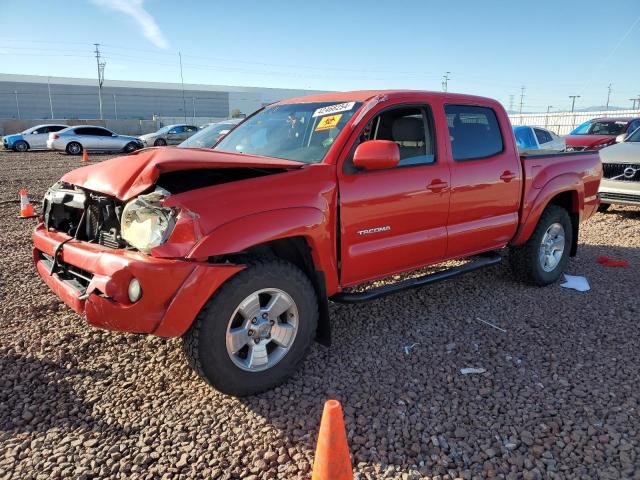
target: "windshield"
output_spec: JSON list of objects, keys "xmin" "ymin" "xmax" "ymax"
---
[
  {"xmin": 626, "ymin": 127, "xmax": 640, "ymax": 142},
  {"xmin": 179, "ymin": 122, "xmax": 238, "ymax": 148},
  {"xmin": 570, "ymin": 120, "xmax": 627, "ymax": 135},
  {"xmin": 214, "ymin": 101, "xmax": 362, "ymax": 163}
]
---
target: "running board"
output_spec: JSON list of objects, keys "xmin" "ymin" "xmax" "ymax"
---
[{"xmin": 331, "ymin": 252, "xmax": 502, "ymax": 304}]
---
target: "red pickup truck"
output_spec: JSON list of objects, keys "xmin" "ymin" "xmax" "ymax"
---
[{"xmin": 33, "ymin": 90, "xmax": 601, "ymax": 396}]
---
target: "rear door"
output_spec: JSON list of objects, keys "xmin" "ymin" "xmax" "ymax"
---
[
  {"xmin": 338, "ymin": 103, "xmax": 451, "ymax": 286},
  {"xmin": 444, "ymin": 104, "xmax": 521, "ymax": 258},
  {"xmin": 167, "ymin": 125, "xmax": 185, "ymax": 144},
  {"xmin": 28, "ymin": 126, "xmax": 51, "ymax": 149}
]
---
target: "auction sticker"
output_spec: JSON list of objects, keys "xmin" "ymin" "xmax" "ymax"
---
[
  {"xmin": 315, "ymin": 114, "xmax": 342, "ymax": 131},
  {"xmin": 312, "ymin": 102, "xmax": 355, "ymax": 117}
]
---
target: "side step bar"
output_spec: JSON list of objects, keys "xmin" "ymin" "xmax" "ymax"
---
[{"xmin": 330, "ymin": 252, "xmax": 502, "ymax": 304}]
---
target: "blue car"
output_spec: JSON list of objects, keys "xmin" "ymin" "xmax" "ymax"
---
[{"xmin": 3, "ymin": 124, "xmax": 68, "ymax": 152}]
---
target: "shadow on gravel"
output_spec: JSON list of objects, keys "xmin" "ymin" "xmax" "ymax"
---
[{"xmin": 0, "ymin": 353, "xmax": 123, "ymax": 436}]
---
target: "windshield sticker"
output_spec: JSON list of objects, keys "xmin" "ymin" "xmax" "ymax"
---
[
  {"xmin": 315, "ymin": 114, "xmax": 343, "ymax": 131},
  {"xmin": 312, "ymin": 102, "xmax": 355, "ymax": 118}
]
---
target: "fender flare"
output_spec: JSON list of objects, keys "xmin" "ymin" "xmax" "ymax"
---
[
  {"xmin": 188, "ymin": 207, "xmax": 339, "ymax": 292},
  {"xmin": 511, "ymin": 173, "xmax": 583, "ymax": 246}
]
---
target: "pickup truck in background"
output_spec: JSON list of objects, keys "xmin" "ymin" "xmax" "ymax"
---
[{"xmin": 33, "ymin": 90, "xmax": 602, "ymax": 396}]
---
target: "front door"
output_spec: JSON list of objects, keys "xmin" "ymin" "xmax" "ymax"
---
[{"xmin": 338, "ymin": 104, "xmax": 451, "ymax": 286}]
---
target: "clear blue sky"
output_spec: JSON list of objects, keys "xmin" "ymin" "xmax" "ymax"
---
[{"xmin": 0, "ymin": 0, "xmax": 638, "ymax": 112}]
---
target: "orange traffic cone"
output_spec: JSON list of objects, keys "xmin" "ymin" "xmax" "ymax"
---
[
  {"xmin": 19, "ymin": 189, "xmax": 36, "ymax": 218},
  {"xmin": 311, "ymin": 400, "xmax": 353, "ymax": 480},
  {"xmin": 82, "ymin": 148, "xmax": 89, "ymax": 162}
]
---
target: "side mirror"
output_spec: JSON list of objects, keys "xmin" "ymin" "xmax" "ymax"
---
[
  {"xmin": 353, "ymin": 140, "xmax": 400, "ymax": 170},
  {"xmin": 615, "ymin": 133, "xmax": 626, "ymax": 143}
]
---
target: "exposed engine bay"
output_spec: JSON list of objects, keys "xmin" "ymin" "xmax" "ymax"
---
[{"xmin": 42, "ymin": 167, "xmax": 288, "ymax": 251}]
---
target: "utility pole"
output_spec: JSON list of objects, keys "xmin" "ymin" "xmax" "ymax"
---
[
  {"xmin": 629, "ymin": 98, "xmax": 637, "ymax": 109},
  {"xmin": 113, "ymin": 93, "xmax": 118, "ymax": 120},
  {"xmin": 47, "ymin": 77, "xmax": 54, "ymax": 119},
  {"xmin": 508, "ymin": 95, "xmax": 514, "ymax": 112},
  {"xmin": 569, "ymin": 95, "xmax": 580, "ymax": 112},
  {"xmin": 14, "ymin": 90, "xmax": 20, "ymax": 119},
  {"xmin": 94, "ymin": 44, "xmax": 106, "ymax": 120},
  {"xmin": 545, "ymin": 105, "xmax": 553, "ymax": 128},
  {"xmin": 606, "ymin": 83, "xmax": 612, "ymax": 111},
  {"xmin": 441, "ymin": 72, "xmax": 450, "ymax": 92},
  {"xmin": 631, "ymin": 96, "xmax": 640, "ymax": 110},
  {"xmin": 179, "ymin": 52, "xmax": 187, "ymax": 123},
  {"xmin": 519, "ymin": 86, "xmax": 525, "ymax": 114}
]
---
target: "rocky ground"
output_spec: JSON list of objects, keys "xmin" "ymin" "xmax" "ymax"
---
[{"xmin": 1, "ymin": 150, "xmax": 639, "ymax": 480}]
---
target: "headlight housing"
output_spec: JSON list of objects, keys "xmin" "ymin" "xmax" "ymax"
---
[{"xmin": 121, "ymin": 188, "xmax": 177, "ymax": 253}]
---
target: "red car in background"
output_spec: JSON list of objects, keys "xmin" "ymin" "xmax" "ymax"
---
[{"xmin": 565, "ymin": 117, "xmax": 640, "ymax": 151}]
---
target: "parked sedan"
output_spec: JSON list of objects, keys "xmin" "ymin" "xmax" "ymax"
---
[
  {"xmin": 3, "ymin": 124, "xmax": 69, "ymax": 152},
  {"xmin": 513, "ymin": 126, "xmax": 565, "ymax": 154},
  {"xmin": 139, "ymin": 124, "xmax": 199, "ymax": 147},
  {"xmin": 178, "ymin": 119, "xmax": 242, "ymax": 149},
  {"xmin": 598, "ymin": 127, "xmax": 640, "ymax": 210},
  {"xmin": 47, "ymin": 126, "xmax": 143, "ymax": 155},
  {"xmin": 565, "ymin": 117, "xmax": 640, "ymax": 151}
]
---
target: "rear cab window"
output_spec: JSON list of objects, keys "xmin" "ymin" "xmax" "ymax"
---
[{"xmin": 445, "ymin": 105, "xmax": 503, "ymax": 160}]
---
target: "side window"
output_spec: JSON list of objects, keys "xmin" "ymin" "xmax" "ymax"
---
[
  {"xmin": 186, "ymin": 125, "xmax": 198, "ymax": 132},
  {"xmin": 534, "ymin": 128, "xmax": 551, "ymax": 144},
  {"xmin": 171, "ymin": 126, "xmax": 185, "ymax": 134},
  {"xmin": 33, "ymin": 127, "xmax": 48, "ymax": 134},
  {"xmin": 445, "ymin": 105, "xmax": 503, "ymax": 161},
  {"xmin": 514, "ymin": 127, "xmax": 537, "ymax": 149},
  {"xmin": 95, "ymin": 128, "xmax": 113, "ymax": 136},
  {"xmin": 74, "ymin": 127, "xmax": 90, "ymax": 135},
  {"xmin": 628, "ymin": 120, "xmax": 640, "ymax": 134},
  {"xmin": 49, "ymin": 126, "xmax": 66, "ymax": 133},
  {"xmin": 358, "ymin": 106, "xmax": 435, "ymax": 167}
]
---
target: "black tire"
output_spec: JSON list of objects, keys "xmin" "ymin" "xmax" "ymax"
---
[
  {"xmin": 123, "ymin": 142, "xmax": 139, "ymax": 153},
  {"xmin": 597, "ymin": 203, "xmax": 610, "ymax": 213},
  {"xmin": 509, "ymin": 205, "xmax": 572, "ymax": 286},
  {"xmin": 154, "ymin": 138, "xmax": 167, "ymax": 147},
  {"xmin": 13, "ymin": 140, "xmax": 29, "ymax": 152},
  {"xmin": 66, "ymin": 142, "xmax": 82, "ymax": 155},
  {"xmin": 182, "ymin": 257, "xmax": 318, "ymax": 396}
]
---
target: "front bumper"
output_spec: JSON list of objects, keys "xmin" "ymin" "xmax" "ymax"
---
[
  {"xmin": 599, "ymin": 178, "xmax": 640, "ymax": 206},
  {"xmin": 32, "ymin": 224, "xmax": 243, "ymax": 337}
]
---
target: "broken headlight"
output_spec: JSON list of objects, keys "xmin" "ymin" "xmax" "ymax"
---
[{"xmin": 121, "ymin": 188, "xmax": 177, "ymax": 253}]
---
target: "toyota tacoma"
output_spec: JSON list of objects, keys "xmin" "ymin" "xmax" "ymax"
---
[{"xmin": 33, "ymin": 91, "xmax": 602, "ymax": 396}]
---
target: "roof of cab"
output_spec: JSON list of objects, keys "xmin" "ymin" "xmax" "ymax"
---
[{"xmin": 277, "ymin": 89, "xmax": 500, "ymax": 106}]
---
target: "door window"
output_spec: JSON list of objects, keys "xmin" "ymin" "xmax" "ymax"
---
[
  {"xmin": 445, "ymin": 105, "xmax": 503, "ymax": 161},
  {"xmin": 348, "ymin": 106, "xmax": 435, "ymax": 171},
  {"xmin": 48, "ymin": 126, "xmax": 66, "ymax": 133},
  {"xmin": 533, "ymin": 128, "xmax": 552, "ymax": 144},
  {"xmin": 185, "ymin": 125, "xmax": 198, "ymax": 132},
  {"xmin": 169, "ymin": 126, "xmax": 185, "ymax": 134}
]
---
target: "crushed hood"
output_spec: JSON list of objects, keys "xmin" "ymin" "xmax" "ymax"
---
[
  {"xmin": 565, "ymin": 134, "xmax": 614, "ymax": 148},
  {"xmin": 61, "ymin": 147, "xmax": 303, "ymax": 201}
]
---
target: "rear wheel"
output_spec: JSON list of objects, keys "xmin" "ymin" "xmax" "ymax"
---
[
  {"xmin": 509, "ymin": 205, "xmax": 572, "ymax": 286},
  {"xmin": 182, "ymin": 257, "xmax": 318, "ymax": 396},
  {"xmin": 13, "ymin": 140, "xmax": 29, "ymax": 152},
  {"xmin": 154, "ymin": 138, "xmax": 167, "ymax": 146},
  {"xmin": 66, "ymin": 142, "xmax": 82, "ymax": 155}
]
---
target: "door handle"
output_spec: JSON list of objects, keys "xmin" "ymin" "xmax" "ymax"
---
[
  {"xmin": 427, "ymin": 180, "xmax": 449, "ymax": 192},
  {"xmin": 500, "ymin": 171, "xmax": 516, "ymax": 182}
]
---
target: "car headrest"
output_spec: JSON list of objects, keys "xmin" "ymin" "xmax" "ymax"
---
[{"xmin": 392, "ymin": 117, "xmax": 425, "ymax": 142}]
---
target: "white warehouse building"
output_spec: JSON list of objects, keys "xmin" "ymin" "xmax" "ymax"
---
[{"xmin": 0, "ymin": 73, "xmax": 325, "ymax": 121}]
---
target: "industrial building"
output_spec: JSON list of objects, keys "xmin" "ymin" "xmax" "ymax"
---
[{"xmin": 0, "ymin": 73, "xmax": 324, "ymax": 121}]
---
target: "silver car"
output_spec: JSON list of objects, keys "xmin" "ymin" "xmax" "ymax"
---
[
  {"xmin": 47, "ymin": 125, "xmax": 143, "ymax": 155},
  {"xmin": 598, "ymin": 127, "xmax": 640, "ymax": 211},
  {"xmin": 139, "ymin": 124, "xmax": 199, "ymax": 147},
  {"xmin": 513, "ymin": 126, "xmax": 566, "ymax": 154},
  {"xmin": 3, "ymin": 124, "xmax": 69, "ymax": 152},
  {"xmin": 179, "ymin": 119, "xmax": 242, "ymax": 149}
]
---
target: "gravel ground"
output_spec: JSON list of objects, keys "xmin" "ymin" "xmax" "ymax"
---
[{"xmin": 1, "ymin": 150, "xmax": 640, "ymax": 480}]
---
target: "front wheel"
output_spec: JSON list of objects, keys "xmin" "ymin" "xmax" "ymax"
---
[
  {"xmin": 509, "ymin": 205, "xmax": 572, "ymax": 286},
  {"xmin": 154, "ymin": 138, "xmax": 167, "ymax": 147},
  {"xmin": 13, "ymin": 140, "xmax": 29, "ymax": 152},
  {"xmin": 123, "ymin": 142, "xmax": 139, "ymax": 153},
  {"xmin": 182, "ymin": 257, "xmax": 318, "ymax": 396}
]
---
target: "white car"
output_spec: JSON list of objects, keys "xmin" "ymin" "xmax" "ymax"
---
[
  {"xmin": 513, "ymin": 126, "xmax": 565, "ymax": 154},
  {"xmin": 3, "ymin": 124, "xmax": 69, "ymax": 152}
]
